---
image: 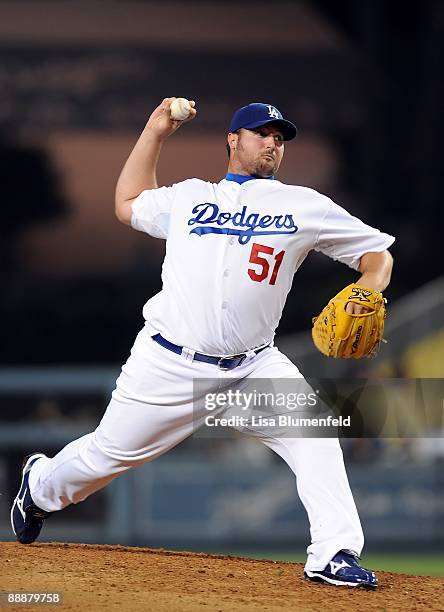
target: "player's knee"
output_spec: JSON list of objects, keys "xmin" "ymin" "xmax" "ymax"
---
[{"xmin": 85, "ymin": 434, "xmax": 145, "ymax": 477}]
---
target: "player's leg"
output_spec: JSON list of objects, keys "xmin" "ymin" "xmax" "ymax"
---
[
  {"xmin": 256, "ymin": 436, "xmax": 364, "ymax": 567},
  {"xmin": 12, "ymin": 327, "xmax": 217, "ymax": 541},
  {"xmin": 230, "ymin": 347, "xmax": 365, "ymax": 574},
  {"xmin": 27, "ymin": 394, "xmax": 196, "ymax": 513}
]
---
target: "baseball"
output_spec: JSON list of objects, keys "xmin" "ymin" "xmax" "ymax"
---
[{"xmin": 170, "ymin": 98, "xmax": 193, "ymax": 121}]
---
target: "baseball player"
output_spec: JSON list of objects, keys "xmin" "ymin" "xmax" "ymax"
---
[{"xmin": 12, "ymin": 99, "xmax": 395, "ymax": 588}]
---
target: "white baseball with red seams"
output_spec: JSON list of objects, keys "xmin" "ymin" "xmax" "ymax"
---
[
  {"xmin": 170, "ymin": 97, "xmax": 192, "ymax": 120},
  {"xmin": 26, "ymin": 101, "xmax": 395, "ymax": 576}
]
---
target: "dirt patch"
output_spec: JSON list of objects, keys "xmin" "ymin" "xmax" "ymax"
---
[{"xmin": 1, "ymin": 542, "xmax": 442, "ymax": 611}]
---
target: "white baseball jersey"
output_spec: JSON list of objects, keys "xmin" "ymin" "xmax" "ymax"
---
[{"xmin": 131, "ymin": 175, "xmax": 395, "ymax": 356}]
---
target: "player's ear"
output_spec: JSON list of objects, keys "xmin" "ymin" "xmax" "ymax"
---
[{"xmin": 227, "ymin": 132, "xmax": 238, "ymax": 152}]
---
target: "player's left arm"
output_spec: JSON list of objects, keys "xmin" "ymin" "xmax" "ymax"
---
[{"xmin": 347, "ymin": 250, "xmax": 393, "ymax": 314}]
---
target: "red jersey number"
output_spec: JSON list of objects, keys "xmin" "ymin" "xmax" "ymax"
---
[{"xmin": 248, "ymin": 243, "xmax": 285, "ymax": 286}]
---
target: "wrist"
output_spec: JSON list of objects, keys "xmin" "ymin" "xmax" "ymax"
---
[
  {"xmin": 356, "ymin": 273, "xmax": 388, "ymax": 293},
  {"xmin": 142, "ymin": 126, "xmax": 167, "ymax": 145}
]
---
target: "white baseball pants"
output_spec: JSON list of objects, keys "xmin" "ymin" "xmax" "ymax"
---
[{"xmin": 29, "ymin": 326, "xmax": 364, "ymax": 571}]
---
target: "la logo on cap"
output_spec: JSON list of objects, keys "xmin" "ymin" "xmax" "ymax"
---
[{"xmin": 267, "ymin": 105, "xmax": 280, "ymax": 119}]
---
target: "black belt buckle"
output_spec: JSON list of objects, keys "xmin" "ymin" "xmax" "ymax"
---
[{"xmin": 217, "ymin": 354, "xmax": 246, "ymax": 370}]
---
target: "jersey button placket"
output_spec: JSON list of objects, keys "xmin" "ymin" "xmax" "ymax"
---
[
  {"xmin": 222, "ymin": 184, "xmax": 240, "ymax": 348},
  {"xmin": 221, "ymin": 273, "xmax": 230, "ymax": 346}
]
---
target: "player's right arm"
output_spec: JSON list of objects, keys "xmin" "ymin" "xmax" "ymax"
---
[{"xmin": 115, "ymin": 97, "xmax": 196, "ymax": 225}]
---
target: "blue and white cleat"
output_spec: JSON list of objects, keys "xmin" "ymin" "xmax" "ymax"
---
[
  {"xmin": 11, "ymin": 453, "xmax": 51, "ymax": 544},
  {"xmin": 304, "ymin": 550, "xmax": 378, "ymax": 588}
]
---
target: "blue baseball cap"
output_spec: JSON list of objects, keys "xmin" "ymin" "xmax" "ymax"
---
[{"xmin": 229, "ymin": 103, "xmax": 297, "ymax": 141}]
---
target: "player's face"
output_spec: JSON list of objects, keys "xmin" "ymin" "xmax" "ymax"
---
[{"xmin": 229, "ymin": 125, "xmax": 285, "ymax": 178}]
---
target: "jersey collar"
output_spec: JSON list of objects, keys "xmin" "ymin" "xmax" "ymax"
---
[{"xmin": 225, "ymin": 172, "xmax": 275, "ymax": 184}]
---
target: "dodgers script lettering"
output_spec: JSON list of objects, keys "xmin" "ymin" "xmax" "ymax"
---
[{"xmin": 188, "ymin": 203, "xmax": 298, "ymax": 244}]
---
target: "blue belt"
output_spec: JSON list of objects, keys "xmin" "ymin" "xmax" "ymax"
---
[{"xmin": 152, "ymin": 333, "xmax": 269, "ymax": 370}]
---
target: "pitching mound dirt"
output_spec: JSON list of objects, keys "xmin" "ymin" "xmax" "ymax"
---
[{"xmin": 1, "ymin": 542, "xmax": 442, "ymax": 611}]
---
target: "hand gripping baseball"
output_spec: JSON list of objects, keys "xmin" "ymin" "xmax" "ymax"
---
[{"xmin": 146, "ymin": 97, "xmax": 197, "ymax": 139}]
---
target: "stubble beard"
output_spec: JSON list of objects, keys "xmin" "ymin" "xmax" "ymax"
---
[
  {"xmin": 235, "ymin": 139, "xmax": 278, "ymax": 178},
  {"xmin": 251, "ymin": 157, "xmax": 277, "ymax": 178}
]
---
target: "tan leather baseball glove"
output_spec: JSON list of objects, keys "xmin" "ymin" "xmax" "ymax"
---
[{"xmin": 312, "ymin": 284, "xmax": 387, "ymax": 359}]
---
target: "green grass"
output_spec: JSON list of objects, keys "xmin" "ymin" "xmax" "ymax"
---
[{"xmin": 217, "ymin": 551, "xmax": 444, "ymax": 577}]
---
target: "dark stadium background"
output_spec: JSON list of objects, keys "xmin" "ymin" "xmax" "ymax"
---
[{"xmin": 1, "ymin": 0, "xmax": 441, "ymax": 365}]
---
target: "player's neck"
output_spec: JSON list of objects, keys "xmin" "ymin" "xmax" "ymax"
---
[
  {"xmin": 227, "ymin": 160, "xmax": 274, "ymax": 180},
  {"xmin": 226, "ymin": 163, "xmax": 275, "ymax": 182},
  {"xmin": 225, "ymin": 172, "xmax": 275, "ymax": 184}
]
